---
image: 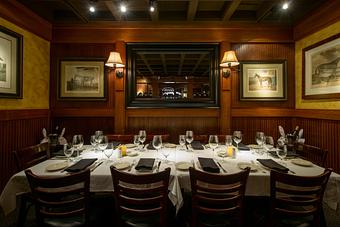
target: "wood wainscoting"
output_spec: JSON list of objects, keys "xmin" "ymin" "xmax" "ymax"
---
[{"xmin": 0, "ymin": 109, "xmax": 49, "ymax": 192}]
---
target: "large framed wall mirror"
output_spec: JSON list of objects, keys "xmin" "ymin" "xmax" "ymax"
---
[{"xmin": 126, "ymin": 43, "xmax": 219, "ymax": 107}]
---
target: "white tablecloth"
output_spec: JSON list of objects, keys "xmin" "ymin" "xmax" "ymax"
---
[{"xmin": 1, "ymin": 145, "xmax": 340, "ymax": 218}]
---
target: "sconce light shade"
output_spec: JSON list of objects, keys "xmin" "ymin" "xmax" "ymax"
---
[
  {"xmin": 106, "ymin": 51, "xmax": 125, "ymax": 78},
  {"xmin": 220, "ymin": 50, "xmax": 239, "ymax": 78}
]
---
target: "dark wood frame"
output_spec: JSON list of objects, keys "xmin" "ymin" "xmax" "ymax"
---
[
  {"xmin": 126, "ymin": 43, "xmax": 220, "ymax": 108},
  {"xmin": 302, "ymin": 33, "xmax": 340, "ymax": 100},
  {"xmin": 240, "ymin": 60, "xmax": 287, "ymax": 101},
  {"xmin": 0, "ymin": 26, "xmax": 23, "ymax": 99},
  {"xmin": 58, "ymin": 58, "xmax": 107, "ymax": 101}
]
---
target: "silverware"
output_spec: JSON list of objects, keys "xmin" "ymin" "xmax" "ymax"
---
[
  {"xmin": 157, "ymin": 161, "xmax": 161, "ymax": 172},
  {"xmin": 217, "ymin": 161, "xmax": 227, "ymax": 173},
  {"xmin": 128, "ymin": 160, "xmax": 136, "ymax": 172},
  {"xmin": 289, "ymin": 169, "xmax": 296, "ymax": 174}
]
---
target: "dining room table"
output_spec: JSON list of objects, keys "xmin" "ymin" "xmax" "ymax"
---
[{"xmin": 1, "ymin": 143, "xmax": 340, "ymax": 223}]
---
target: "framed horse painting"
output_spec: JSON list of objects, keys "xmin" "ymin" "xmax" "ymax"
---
[
  {"xmin": 58, "ymin": 58, "xmax": 106, "ymax": 100},
  {"xmin": 240, "ymin": 60, "xmax": 287, "ymax": 101},
  {"xmin": 302, "ymin": 34, "xmax": 340, "ymax": 99}
]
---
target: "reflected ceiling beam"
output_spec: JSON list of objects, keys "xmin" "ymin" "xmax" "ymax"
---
[
  {"xmin": 62, "ymin": 0, "xmax": 88, "ymax": 23},
  {"xmin": 191, "ymin": 54, "xmax": 206, "ymax": 74},
  {"xmin": 104, "ymin": 1, "xmax": 121, "ymax": 21},
  {"xmin": 177, "ymin": 54, "xmax": 185, "ymax": 75},
  {"xmin": 187, "ymin": 0, "xmax": 198, "ymax": 21},
  {"xmin": 138, "ymin": 54, "xmax": 154, "ymax": 75},
  {"xmin": 222, "ymin": 0, "xmax": 242, "ymax": 21},
  {"xmin": 161, "ymin": 54, "xmax": 168, "ymax": 75},
  {"xmin": 256, "ymin": 1, "xmax": 275, "ymax": 22}
]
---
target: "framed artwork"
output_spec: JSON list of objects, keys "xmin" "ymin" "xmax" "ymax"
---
[
  {"xmin": 240, "ymin": 60, "xmax": 287, "ymax": 101},
  {"xmin": 0, "ymin": 26, "xmax": 23, "ymax": 98},
  {"xmin": 59, "ymin": 59, "xmax": 106, "ymax": 100},
  {"xmin": 302, "ymin": 34, "xmax": 340, "ymax": 99}
]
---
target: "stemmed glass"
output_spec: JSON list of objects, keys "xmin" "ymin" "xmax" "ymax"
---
[
  {"xmin": 72, "ymin": 135, "xmax": 84, "ymax": 160},
  {"xmin": 103, "ymin": 142, "xmax": 113, "ymax": 163},
  {"xmin": 208, "ymin": 135, "xmax": 219, "ymax": 152},
  {"xmin": 233, "ymin": 131, "xmax": 242, "ymax": 149},
  {"xmin": 185, "ymin": 130, "xmax": 194, "ymax": 151},
  {"xmin": 90, "ymin": 135, "xmax": 97, "ymax": 151},
  {"xmin": 152, "ymin": 135, "xmax": 163, "ymax": 159},
  {"xmin": 276, "ymin": 145, "xmax": 288, "ymax": 165},
  {"xmin": 138, "ymin": 130, "xmax": 146, "ymax": 151},
  {"xmin": 63, "ymin": 144, "xmax": 74, "ymax": 163},
  {"xmin": 255, "ymin": 131, "xmax": 265, "ymax": 155},
  {"xmin": 98, "ymin": 135, "xmax": 108, "ymax": 159},
  {"xmin": 133, "ymin": 135, "xmax": 140, "ymax": 150},
  {"xmin": 94, "ymin": 131, "xmax": 103, "ymax": 152},
  {"xmin": 179, "ymin": 135, "xmax": 186, "ymax": 150}
]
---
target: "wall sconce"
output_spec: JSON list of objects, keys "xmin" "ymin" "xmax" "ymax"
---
[
  {"xmin": 220, "ymin": 50, "xmax": 239, "ymax": 78},
  {"xmin": 105, "ymin": 51, "xmax": 125, "ymax": 78}
]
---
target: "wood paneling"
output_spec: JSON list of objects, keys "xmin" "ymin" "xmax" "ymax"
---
[
  {"xmin": 293, "ymin": 0, "xmax": 340, "ymax": 40},
  {"xmin": 53, "ymin": 117, "xmax": 115, "ymax": 144},
  {"xmin": 0, "ymin": 109, "xmax": 49, "ymax": 193},
  {"xmin": 231, "ymin": 43, "xmax": 295, "ymax": 109},
  {"xmin": 0, "ymin": 1, "xmax": 52, "ymax": 40}
]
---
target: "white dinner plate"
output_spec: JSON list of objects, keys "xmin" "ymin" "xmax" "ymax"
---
[
  {"xmin": 125, "ymin": 144, "xmax": 137, "ymax": 148},
  {"xmin": 164, "ymin": 143, "xmax": 177, "ymax": 148},
  {"xmin": 247, "ymin": 144, "xmax": 262, "ymax": 149},
  {"xmin": 175, "ymin": 162, "xmax": 193, "ymax": 170},
  {"xmin": 237, "ymin": 162, "xmax": 258, "ymax": 172},
  {"xmin": 45, "ymin": 161, "xmax": 68, "ymax": 172},
  {"xmin": 291, "ymin": 158, "xmax": 313, "ymax": 167},
  {"xmin": 112, "ymin": 162, "xmax": 130, "ymax": 170},
  {"xmin": 217, "ymin": 150, "xmax": 227, "ymax": 157},
  {"xmin": 126, "ymin": 151, "xmax": 139, "ymax": 157}
]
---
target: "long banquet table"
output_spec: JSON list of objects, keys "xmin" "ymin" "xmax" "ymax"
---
[{"xmin": 1, "ymin": 144, "xmax": 340, "ymax": 220}]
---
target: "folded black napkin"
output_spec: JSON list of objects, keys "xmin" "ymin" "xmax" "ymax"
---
[
  {"xmin": 232, "ymin": 142, "xmax": 250, "ymax": 151},
  {"xmin": 65, "ymin": 158, "xmax": 97, "ymax": 173},
  {"xmin": 191, "ymin": 141, "xmax": 204, "ymax": 150},
  {"xmin": 146, "ymin": 143, "xmax": 156, "ymax": 150},
  {"xmin": 198, "ymin": 157, "xmax": 220, "ymax": 173},
  {"xmin": 257, "ymin": 159, "xmax": 289, "ymax": 173},
  {"xmin": 269, "ymin": 150, "xmax": 298, "ymax": 158},
  {"xmin": 135, "ymin": 158, "xmax": 155, "ymax": 171}
]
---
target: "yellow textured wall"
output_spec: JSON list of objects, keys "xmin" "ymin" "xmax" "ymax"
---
[
  {"xmin": 295, "ymin": 21, "xmax": 340, "ymax": 109},
  {"xmin": 0, "ymin": 17, "xmax": 49, "ymax": 109}
]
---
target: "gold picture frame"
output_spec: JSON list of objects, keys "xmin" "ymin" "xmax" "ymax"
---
[
  {"xmin": 240, "ymin": 60, "xmax": 287, "ymax": 101},
  {"xmin": 59, "ymin": 59, "xmax": 106, "ymax": 100}
]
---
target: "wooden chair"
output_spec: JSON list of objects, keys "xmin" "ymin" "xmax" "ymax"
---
[
  {"xmin": 25, "ymin": 169, "xmax": 91, "ymax": 227},
  {"xmin": 295, "ymin": 144, "xmax": 328, "ymax": 167},
  {"xmin": 13, "ymin": 142, "xmax": 50, "ymax": 171},
  {"xmin": 189, "ymin": 167, "xmax": 250, "ymax": 227},
  {"xmin": 110, "ymin": 166, "xmax": 171, "ymax": 227},
  {"xmin": 269, "ymin": 168, "xmax": 332, "ymax": 227},
  {"xmin": 193, "ymin": 135, "xmax": 208, "ymax": 144},
  {"xmin": 106, "ymin": 134, "xmax": 134, "ymax": 144}
]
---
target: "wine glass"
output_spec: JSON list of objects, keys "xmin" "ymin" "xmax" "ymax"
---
[
  {"xmin": 233, "ymin": 131, "xmax": 242, "ymax": 149},
  {"xmin": 208, "ymin": 135, "xmax": 218, "ymax": 152},
  {"xmin": 103, "ymin": 142, "xmax": 113, "ymax": 163},
  {"xmin": 133, "ymin": 135, "xmax": 140, "ymax": 150},
  {"xmin": 98, "ymin": 136, "xmax": 108, "ymax": 159},
  {"xmin": 225, "ymin": 135, "xmax": 233, "ymax": 147},
  {"xmin": 255, "ymin": 132, "xmax": 265, "ymax": 155},
  {"xmin": 72, "ymin": 135, "xmax": 84, "ymax": 160},
  {"xmin": 152, "ymin": 135, "xmax": 163, "ymax": 158},
  {"xmin": 63, "ymin": 144, "xmax": 73, "ymax": 163},
  {"xmin": 276, "ymin": 145, "xmax": 288, "ymax": 164},
  {"xmin": 138, "ymin": 130, "xmax": 146, "ymax": 151},
  {"xmin": 185, "ymin": 130, "xmax": 194, "ymax": 150},
  {"xmin": 179, "ymin": 135, "xmax": 186, "ymax": 150},
  {"xmin": 90, "ymin": 135, "xmax": 97, "ymax": 151},
  {"xmin": 94, "ymin": 131, "xmax": 103, "ymax": 152}
]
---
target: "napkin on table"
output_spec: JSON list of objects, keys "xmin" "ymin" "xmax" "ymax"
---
[
  {"xmin": 65, "ymin": 158, "xmax": 97, "ymax": 173},
  {"xmin": 191, "ymin": 141, "xmax": 204, "ymax": 150},
  {"xmin": 257, "ymin": 159, "xmax": 289, "ymax": 173},
  {"xmin": 198, "ymin": 157, "xmax": 220, "ymax": 173},
  {"xmin": 135, "ymin": 158, "xmax": 155, "ymax": 171}
]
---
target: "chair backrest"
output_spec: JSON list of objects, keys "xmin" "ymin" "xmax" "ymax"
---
[
  {"xmin": 106, "ymin": 134, "xmax": 134, "ymax": 144},
  {"xmin": 146, "ymin": 134, "xmax": 170, "ymax": 143},
  {"xmin": 270, "ymin": 168, "xmax": 332, "ymax": 227},
  {"xmin": 295, "ymin": 144, "xmax": 328, "ymax": 167},
  {"xmin": 25, "ymin": 169, "xmax": 91, "ymax": 227},
  {"xmin": 193, "ymin": 135, "xmax": 208, "ymax": 143},
  {"xmin": 13, "ymin": 142, "xmax": 50, "ymax": 171},
  {"xmin": 110, "ymin": 166, "xmax": 171, "ymax": 226},
  {"xmin": 189, "ymin": 167, "xmax": 250, "ymax": 227}
]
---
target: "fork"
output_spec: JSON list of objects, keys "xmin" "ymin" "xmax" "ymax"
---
[{"xmin": 128, "ymin": 160, "xmax": 136, "ymax": 172}]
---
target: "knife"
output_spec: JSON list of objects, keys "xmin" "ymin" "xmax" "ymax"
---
[
  {"xmin": 217, "ymin": 161, "xmax": 227, "ymax": 173},
  {"xmin": 157, "ymin": 161, "xmax": 161, "ymax": 172}
]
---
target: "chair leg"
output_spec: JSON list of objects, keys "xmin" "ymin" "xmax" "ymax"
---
[{"xmin": 17, "ymin": 195, "xmax": 29, "ymax": 227}]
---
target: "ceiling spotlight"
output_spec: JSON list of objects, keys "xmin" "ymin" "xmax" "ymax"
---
[
  {"xmin": 282, "ymin": 2, "xmax": 289, "ymax": 10},
  {"xmin": 89, "ymin": 6, "xmax": 95, "ymax": 12},
  {"xmin": 149, "ymin": 0, "xmax": 156, "ymax": 12},
  {"xmin": 120, "ymin": 2, "xmax": 127, "ymax": 13}
]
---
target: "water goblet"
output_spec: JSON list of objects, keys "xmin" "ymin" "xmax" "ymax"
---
[
  {"xmin": 152, "ymin": 135, "xmax": 163, "ymax": 157},
  {"xmin": 138, "ymin": 130, "xmax": 146, "ymax": 151},
  {"xmin": 185, "ymin": 130, "xmax": 194, "ymax": 151},
  {"xmin": 208, "ymin": 135, "xmax": 219, "ymax": 152},
  {"xmin": 233, "ymin": 131, "xmax": 242, "ymax": 149},
  {"xmin": 255, "ymin": 131, "xmax": 265, "ymax": 155},
  {"xmin": 179, "ymin": 135, "xmax": 186, "ymax": 150},
  {"xmin": 133, "ymin": 135, "xmax": 140, "ymax": 150},
  {"xmin": 72, "ymin": 135, "xmax": 84, "ymax": 160},
  {"xmin": 103, "ymin": 142, "xmax": 113, "ymax": 164},
  {"xmin": 276, "ymin": 145, "xmax": 288, "ymax": 165},
  {"xmin": 98, "ymin": 136, "xmax": 108, "ymax": 159},
  {"xmin": 63, "ymin": 144, "xmax": 74, "ymax": 163},
  {"xmin": 90, "ymin": 135, "xmax": 97, "ymax": 151}
]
